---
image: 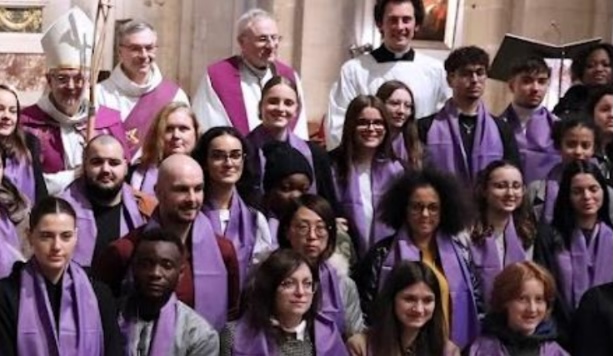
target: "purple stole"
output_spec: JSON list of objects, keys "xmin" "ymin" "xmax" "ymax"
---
[
  {"xmin": 501, "ymin": 105, "xmax": 561, "ymax": 184},
  {"xmin": 5, "ymin": 155, "xmax": 36, "ymax": 203},
  {"xmin": 233, "ymin": 313, "xmax": 349, "ymax": 356},
  {"xmin": 247, "ymin": 125, "xmax": 317, "ymax": 193},
  {"xmin": 318, "ymin": 262, "xmax": 346, "ymax": 334},
  {"xmin": 130, "ymin": 164, "xmax": 159, "ymax": 196},
  {"xmin": 123, "ymin": 80, "xmax": 179, "ymax": 157},
  {"xmin": 17, "ymin": 260, "xmax": 104, "ymax": 356},
  {"xmin": 207, "ymin": 56, "xmax": 298, "ymax": 136},
  {"xmin": 541, "ymin": 164, "xmax": 564, "ymax": 223},
  {"xmin": 0, "ymin": 208, "xmax": 20, "ymax": 251},
  {"xmin": 381, "ymin": 228, "xmax": 480, "ymax": 349},
  {"xmin": 146, "ymin": 212, "xmax": 228, "ymax": 330},
  {"xmin": 469, "ymin": 336, "xmax": 568, "ymax": 356},
  {"xmin": 427, "ymin": 100, "xmax": 504, "ymax": 185},
  {"xmin": 118, "ymin": 294, "xmax": 177, "ymax": 356},
  {"xmin": 60, "ymin": 179, "xmax": 146, "ymax": 267},
  {"xmin": 391, "ymin": 132, "xmax": 409, "ymax": 164},
  {"xmin": 20, "ymin": 104, "xmax": 129, "ymax": 173},
  {"xmin": 469, "ymin": 219, "xmax": 527, "ymax": 306},
  {"xmin": 0, "ymin": 238, "xmax": 18, "ymax": 278},
  {"xmin": 333, "ymin": 158, "xmax": 403, "ymax": 258},
  {"xmin": 203, "ymin": 191, "xmax": 257, "ymax": 288},
  {"xmin": 555, "ymin": 222, "xmax": 613, "ymax": 308}
]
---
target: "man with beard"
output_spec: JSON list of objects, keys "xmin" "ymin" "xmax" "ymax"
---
[
  {"xmin": 97, "ymin": 20, "xmax": 189, "ymax": 161},
  {"xmin": 118, "ymin": 227, "xmax": 219, "ymax": 356},
  {"xmin": 61, "ymin": 134, "xmax": 156, "ymax": 269},
  {"xmin": 192, "ymin": 8, "xmax": 308, "ymax": 139},
  {"xmin": 498, "ymin": 56, "xmax": 561, "ymax": 184},
  {"xmin": 94, "ymin": 154, "xmax": 239, "ymax": 331},
  {"xmin": 21, "ymin": 7, "xmax": 128, "ymax": 194},
  {"xmin": 417, "ymin": 46, "xmax": 520, "ymax": 186}
]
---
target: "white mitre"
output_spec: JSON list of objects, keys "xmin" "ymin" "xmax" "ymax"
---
[{"xmin": 41, "ymin": 6, "xmax": 94, "ymax": 70}]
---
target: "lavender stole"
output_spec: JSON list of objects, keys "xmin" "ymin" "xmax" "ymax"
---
[
  {"xmin": 501, "ymin": 105, "xmax": 561, "ymax": 184},
  {"xmin": 334, "ymin": 158, "xmax": 403, "ymax": 258},
  {"xmin": 0, "ymin": 208, "xmax": 20, "ymax": 250},
  {"xmin": 427, "ymin": 100, "xmax": 504, "ymax": 185},
  {"xmin": 541, "ymin": 163, "xmax": 564, "ymax": 223},
  {"xmin": 5, "ymin": 155, "xmax": 36, "ymax": 203},
  {"xmin": 207, "ymin": 56, "xmax": 298, "ymax": 136},
  {"xmin": 118, "ymin": 294, "xmax": 177, "ymax": 356},
  {"xmin": 203, "ymin": 191, "xmax": 257, "ymax": 288},
  {"xmin": 318, "ymin": 262, "xmax": 346, "ymax": 333},
  {"xmin": 555, "ymin": 223, "xmax": 613, "ymax": 308},
  {"xmin": 130, "ymin": 164, "xmax": 159, "ymax": 196},
  {"xmin": 0, "ymin": 238, "xmax": 19, "ymax": 278},
  {"xmin": 469, "ymin": 219, "xmax": 527, "ymax": 306},
  {"xmin": 123, "ymin": 80, "xmax": 179, "ymax": 157},
  {"xmin": 248, "ymin": 125, "xmax": 317, "ymax": 193},
  {"xmin": 391, "ymin": 132, "xmax": 409, "ymax": 164},
  {"xmin": 469, "ymin": 336, "xmax": 567, "ymax": 356},
  {"xmin": 381, "ymin": 228, "xmax": 479, "ymax": 348},
  {"xmin": 63, "ymin": 180, "xmax": 146, "ymax": 267},
  {"xmin": 233, "ymin": 313, "xmax": 348, "ymax": 356},
  {"xmin": 17, "ymin": 261, "xmax": 104, "ymax": 356}
]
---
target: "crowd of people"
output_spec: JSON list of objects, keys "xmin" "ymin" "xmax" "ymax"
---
[{"xmin": 0, "ymin": 0, "xmax": 612, "ymax": 355}]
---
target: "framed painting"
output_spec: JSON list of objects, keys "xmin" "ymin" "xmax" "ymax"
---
[{"xmin": 413, "ymin": 0, "xmax": 460, "ymax": 49}]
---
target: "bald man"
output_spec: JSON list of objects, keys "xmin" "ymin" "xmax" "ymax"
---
[
  {"xmin": 60, "ymin": 135, "xmax": 156, "ymax": 268},
  {"xmin": 93, "ymin": 155, "xmax": 240, "ymax": 331}
]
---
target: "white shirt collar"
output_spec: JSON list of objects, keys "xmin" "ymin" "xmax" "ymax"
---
[
  {"xmin": 109, "ymin": 62, "xmax": 163, "ymax": 98},
  {"xmin": 270, "ymin": 318, "xmax": 307, "ymax": 341},
  {"xmin": 36, "ymin": 92, "xmax": 89, "ymax": 126}
]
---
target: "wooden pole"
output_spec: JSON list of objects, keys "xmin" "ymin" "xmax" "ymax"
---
[{"xmin": 86, "ymin": 0, "xmax": 113, "ymax": 142}]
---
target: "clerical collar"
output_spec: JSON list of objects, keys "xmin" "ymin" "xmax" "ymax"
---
[
  {"xmin": 270, "ymin": 318, "xmax": 307, "ymax": 341},
  {"xmin": 371, "ymin": 45, "xmax": 415, "ymax": 63},
  {"xmin": 241, "ymin": 57, "xmax": 270, "ymax": 77}
]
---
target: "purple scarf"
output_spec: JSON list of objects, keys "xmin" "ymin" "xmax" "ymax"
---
[
  {"xmin": 381, "ymin": 228, "xmax": 480, "ymax": 349},
  {"xmin": 318, "ymin": 262, "xmax": 346, "ymax": 334},
  {"xmin": 391, "ymin": 132, "xmax": 409, "ymax": 164},
  {"xmin": 468, "ymin": 335, "xmax": 569, "ymax": 355},
  {"xmin": 61, "ymin": 179, "xmax": 146, "ymax": 267},
  {"xmin": 0, "ymin": 208, "xmax": 20, "ymax": 250},
  {"xmin": 118, "ymin": 294, "xmax": 177, "ymax": 356},
  {"xmin": 17, "ymin": 260, "xmax": 104, "ymax": 356},
  {"xmin": 541, "ymin": 163, "xmax": 565, "ymax": 223},
  {"xmin": 233, "ymin": 313, "xmax": 349, "ymax": 356},
  {"xmin": 469, "ymin": 219, "xmax": 527, "ymax": 306},
  {"xmin": 247, "ymin": 125, "xmax": 317, "ymax": 193},
  {"xmin": 501, "ymin": 105, "xmax": 561, "ymax": 184},
  {"xmin": 203, "ymin": 190, "xmax": 257, "ymax": 288},
  {"xmin": 5, "ymin": 154, "xmax": 36, "ymax": 203},
  {"xmin": 427, "ymin": 100, "xmax": 504, "ymax": 185},
  {"xmin": 0, "ymin": 237, "xmax": 19, "ymax": 278},
  {"xmin": 333, "ymin": 158, "xmax": 403, "ymax": 258},
  {"xmin": 555, "ymin": 222, "xmax": 613, "ymax": 308},
  {"xmin": 130, "ymin": 164, "xmax": 159, "ymax": 196}
]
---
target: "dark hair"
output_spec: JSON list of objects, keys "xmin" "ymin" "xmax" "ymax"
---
[
  {"xmin": 508, "ymin": 56, "xmax": 551, "ymax": 79},
  {"xmin": 570, "ymin": 43, "xmax": 613, "ymax": 82},
  {"xmin": 242, "ymin": 249, "xmax": 320, "ymax": 336},
  {"xmin": 260, "ymin": 75, "xmax": 301, "ymax": 119},
  {"xmin": 191, "ymin": 126, "xmax": 255, "ymax": 201},
  {"xmin": 135, "ymin": 226, "xmax": 185, "ymax": 257},
  {"xmin": 552, "ymin": 160, "xmax": 612, "ymax": 247},
  {"xmin": 0, "ymin": 84, "xmax": 32, "ymax": 162},
  {"xmin": 380, "ymin": 169, "xmax": 473, "ymax": 235},
  {"xmin": 490, "ymin": 261, "xmax": 556, "ymax": 314},
  {"xmin": 376, "ymin": 80, "xmax": 424, "ymax": 170},
  {"xmin": 552, "ymin": 115, "xmax": 598, "ymax": 151},
  {"xmin": 374, "ymin": 0, "xmax": 425, "ymax": 27},
  {"xmin": 331, "ymin": 95, "xmax": 395, "ymax": 185},
  {"xmin": 586, "ymin": 84, "xmax": 613, "ymax": 119},
  {"xmin": 369, "ymin": 261, "xmax": 445, "ymax": 356},
  {"xmin": 472, "ymin": 160, "xmax": 536, "ymax": 248},
  {"xmin": 29, "ymin": 196, "xmax": 76, "ymax": 229},
  {"xmin": 444, "ymin": 46, "xmax": 490, "ymax": 74},
  {"xmin": 277, "ymin": 194, "xmax": 337, "ymax": 262}
]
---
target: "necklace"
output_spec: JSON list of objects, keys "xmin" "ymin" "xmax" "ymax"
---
[{"xmin": 461, "ymin": 121, "xmax": 475, "ymax": 135}]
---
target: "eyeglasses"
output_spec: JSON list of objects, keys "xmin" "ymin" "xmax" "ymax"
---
[
  {"xmin": 279, "ymin": 279, "xmax": 317, "ymax": 294},
  {"xmin": 386, "ymin": 99, "xmax": 414, "ymax": 111},
  {"xmin": 456, "ymin": 67, "xmax": 488, "ymax": 80},
  {"xmin": 120, "ymin": 43, "xmax": 158, "ymax": 54},
  {"xmin": 209, "ymin": 150, "xmax": 245, "ymax": 163},
  {"xmin": 409, "ymin": 202, "xmax": 441, "ymax": 215},
  {"xmin": 254, "ymin": 34, "xmax": 282, "ymax": 45},
  {"xmin": 291, "ymin": 223, "xmax": 330, "ymax": 238},
  {"xmin": 356, "ymin": 118, "xmax": 385, "ymax": 130},
  {"xmin": 51, "ymin": 73, "xmax": 86, "ymax": 86}
]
